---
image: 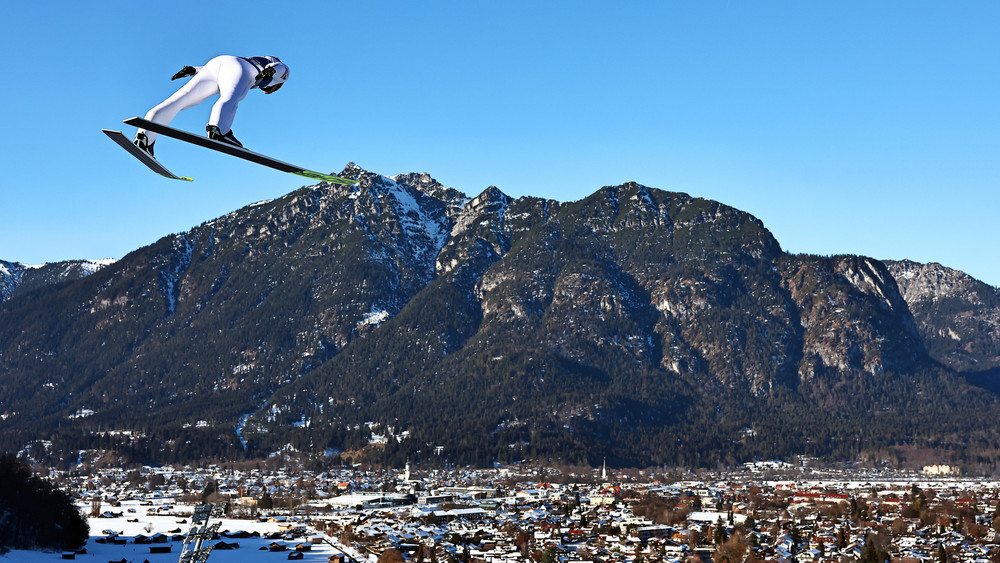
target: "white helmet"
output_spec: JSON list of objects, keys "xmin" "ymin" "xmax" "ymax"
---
[{"xmin": 258, "ymin": 57, "xmax": 290, "ymax": 93}]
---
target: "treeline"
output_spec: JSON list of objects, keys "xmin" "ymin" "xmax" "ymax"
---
[{"xmin": 0, "ymin": 452, "xmax": 88, "ymax": 553}]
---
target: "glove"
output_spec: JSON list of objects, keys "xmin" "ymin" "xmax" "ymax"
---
[
  {"xmin": 255, "ymin": 66, "xmax": 276, "ymax": 82},
  {"xmin": 171, "ymin": 66, "xmax": 197, "ymax": 80}
]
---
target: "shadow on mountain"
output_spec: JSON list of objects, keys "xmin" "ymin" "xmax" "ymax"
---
[{"xmin": 962, "ymin": 367, "xmax": 1000, "ymax": 394}]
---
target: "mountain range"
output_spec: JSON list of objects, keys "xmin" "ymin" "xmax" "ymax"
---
[
  {"xmin": 2, "ymin": 164, "xmax": 999, "ymax": 470},
  {"xmin": 0, "ymin": 259, "xmax": 112, "ymax": 302}
]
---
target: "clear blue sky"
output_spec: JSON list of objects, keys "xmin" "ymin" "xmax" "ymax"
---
[{"xmin": 2, "ymin": 1, "xmax": 998, "ymax": 286}]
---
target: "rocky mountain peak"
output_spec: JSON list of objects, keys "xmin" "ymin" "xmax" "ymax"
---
[
  {"xmin": 885, "ymin": 259, "xmax": 1000, "ymax": 372},
  {"xmin": 889, "ymin": 259, "xmax": 986, "ymax": 302},
  {"xmin": 340, "ymin": 161, "xmax": 366, "ymax": 179}
]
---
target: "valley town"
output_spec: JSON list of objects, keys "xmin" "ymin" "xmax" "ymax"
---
[{"xmin": 14, "ymin": 459, "xmax": 1000, "ymax": 563}]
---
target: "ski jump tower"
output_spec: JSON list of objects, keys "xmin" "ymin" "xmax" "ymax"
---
[{"xmin": 178, "ymin": 502, "xmax": 227, "ymax": 563}]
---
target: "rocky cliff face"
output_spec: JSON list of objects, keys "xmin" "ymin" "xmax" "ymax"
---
[
  {"xmin": 783, "ymin": 255, "xmax": 922, "ymax": 381},
  {"xmin": 885, "ymin": 259, "xmax": 1000, "ymax": 373},
  {"xmin": 1, "ymin": 167, "xmax": 998, "ymax": 467}
]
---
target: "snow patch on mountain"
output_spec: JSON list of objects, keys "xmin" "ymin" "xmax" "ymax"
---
[
  {"xmin": 358, "ymin": 308, "xmax": 389, "ymax": 328},
  {"xmin": 0, "ymin": 260, "xmax": 26, "ymax": 301},
  {"xmin": 157, "ymin": 235, "xmax": 196, "ymax": 315},
  {"xmin": 351, "ymin": 171, "xmax": 456, "ymax": 293},
  {"xmin": 384, "ymin": 175, "xmax": 450, "ymax": 253}
]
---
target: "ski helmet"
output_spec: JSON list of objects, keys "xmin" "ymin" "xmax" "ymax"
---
[{"xmin": 258, "ymin": 58, "xmax": 289, "ymax": 93}]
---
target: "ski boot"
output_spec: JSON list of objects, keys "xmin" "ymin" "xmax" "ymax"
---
[
  {"xmin": 133, "ymin": 132, "xmax": 155, "ymax": 158},
  {"xmin": 206, "ymin": 125, "xmax": 243, "ymax": 148}
]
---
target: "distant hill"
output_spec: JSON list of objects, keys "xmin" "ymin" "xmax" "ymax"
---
[
  {"xmin": 884, "ymin": 259, "xmax": 1000, "ymax": 374},
  {"xmin": 2, "ymin": 165, "xmax": 999, "ymax": 470},
  {"xmin": 1, "ymin": 259, "xmax": 113, "ymax": 302}
]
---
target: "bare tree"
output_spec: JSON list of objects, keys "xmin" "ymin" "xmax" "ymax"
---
[
  {"xmin": 712, "ymin": 531, "xmax": 748, "ymax": 563},
  {"xmin": 379, "ymin": 548, "xmax": 406, "ymax": 563}
]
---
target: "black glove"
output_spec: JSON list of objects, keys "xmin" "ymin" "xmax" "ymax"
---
[
  {"xmin": 171, "ymin": 66, "xmax": 197, "ymax": 80},
  {"xmin": 255, "ymin": 66, "xmax": 276, "ymax": 82}
]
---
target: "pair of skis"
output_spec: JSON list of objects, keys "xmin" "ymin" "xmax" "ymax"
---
[{"xmin": 103, "ymin": 117, "xmax": 357, "ymax": 185}]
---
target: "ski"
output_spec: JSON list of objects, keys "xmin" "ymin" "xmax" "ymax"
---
[
  {"xmin": 123, "ymin": 117, "xmax": 358, "ymax": 185},
  {"xmin": 102, "ymin": 129, "xmax": 193, "ymax": 181}
]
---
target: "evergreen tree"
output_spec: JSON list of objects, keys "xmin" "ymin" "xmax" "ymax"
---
[
  {"xmin": 0, "ymin": 453, "xmax": 89, "ymax": 552},
  {"xmin": 714, "ymin": 523, "xmax": 728, "ymax": 545},
  {"xmin": 860, "ymin": 540, "xmax": 889, "ymax": 563},
  {"xmin": 259, "ymin": 490, "xmax": 274, "ymax": 510}
]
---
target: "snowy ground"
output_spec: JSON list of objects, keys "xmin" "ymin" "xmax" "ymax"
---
[{"xmin": 3, "ymin": 500, "xmax": 353, "ymax": 563}]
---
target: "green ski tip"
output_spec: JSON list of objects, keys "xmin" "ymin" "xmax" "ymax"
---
[{"xmin": 293, "ymin": 170, "xmax": 359, "ymax": 185}]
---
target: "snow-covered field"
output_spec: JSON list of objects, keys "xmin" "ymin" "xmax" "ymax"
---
[{"xmin": 3, "ymin": 500, "xmax": 350, "ymax": 563}]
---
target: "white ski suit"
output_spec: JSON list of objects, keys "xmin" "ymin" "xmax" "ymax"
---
[{"xmin": 137, "ymin": 55, "xmax": 289, "ymax": 144}]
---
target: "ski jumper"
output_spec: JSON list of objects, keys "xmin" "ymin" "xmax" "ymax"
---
[{"xmin": 137, "ymin": 55, "xmax": 289, "ymax": 144}]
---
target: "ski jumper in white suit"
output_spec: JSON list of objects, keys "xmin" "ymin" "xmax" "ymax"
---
[{"xmin": 135, "ymin": 55, "xmax": 289, "ymax": 152}]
